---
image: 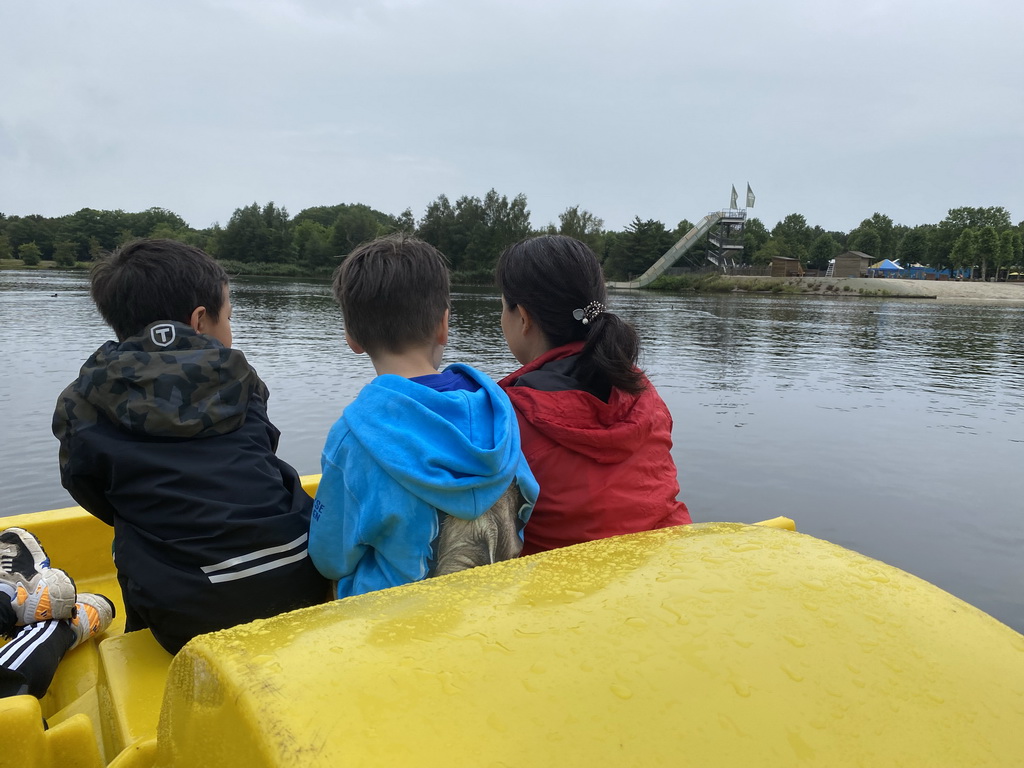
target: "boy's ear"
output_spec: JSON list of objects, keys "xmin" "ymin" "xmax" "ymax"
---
[
  {"xmin": 189, "ymin": 306, "xmax": 207, "ymax": 334},
  {"xmin": 437, "ymin": 308, "xmax": 450, "ymax": 346},
  {"xmin": 345, "ymin": 331, "xmax": 365, "ymax": 355}
]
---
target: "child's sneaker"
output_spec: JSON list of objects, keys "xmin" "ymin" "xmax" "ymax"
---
[
  {"xmin": 69, "ymin": 593, "xmax": 115, "ymax": 650},
  {"xmin": 4, "ymin": 567, "xmax": 78, "ymax": 624},
  {"xmin": 0, "ymin": 527, "xmax": 51, "ymax": 581}
]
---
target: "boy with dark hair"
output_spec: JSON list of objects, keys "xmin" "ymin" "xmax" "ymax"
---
[
  {"xmin": 309, "ymin": 235, "xmax": 538, "ymax": 598},
  {"xmin": 52, "ymin": 238, "xmax": 327, "ymax": 654}
]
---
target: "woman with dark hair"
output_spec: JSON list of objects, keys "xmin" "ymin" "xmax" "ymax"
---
[{"xmin": 496, "ymin": 235, "xmax": 691, "ymax": 555}]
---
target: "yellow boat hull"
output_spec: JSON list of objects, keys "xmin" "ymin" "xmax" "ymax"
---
[{"xmin": 3, "ymin": 478, "xmax": 1023, "ymax": 766}]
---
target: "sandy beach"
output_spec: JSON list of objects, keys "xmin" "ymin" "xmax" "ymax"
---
[{"xmin": 729, "ymin": 276, "xmax": 1024, "ymax": 302}]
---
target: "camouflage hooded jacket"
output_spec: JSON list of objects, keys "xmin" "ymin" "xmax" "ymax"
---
[
  {"xmin": 54, "ymin": 321, "xmax": 269, "ymax": 474},
  {"xmin": 52, "ymin": 321, "xmax": 326, "ymax": 653}
]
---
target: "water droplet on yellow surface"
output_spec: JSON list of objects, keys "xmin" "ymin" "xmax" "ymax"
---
[
  {"xmin": 799, "ymin": 579, "xmax": 827, "ymax": 592},
  {"xmin": 730, "ymin": 677, "xmax": 751, "ymax": 697},
  {"xmin": 610, "ymin": 683, "xmax": 633, "ymax": 700},
  {"xmin": 487, "ymin": 713, "xmax": 508, "ymax": 733},
  {"xmin": 731, "ymin": 542, "xmax": 763, "ymax": 553},
  {"xmin": 781, "ymin": 664, "xmax": 804, "ymax": 682}
]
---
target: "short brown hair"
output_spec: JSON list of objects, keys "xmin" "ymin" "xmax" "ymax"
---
[
  {"xmin": 333, "ymin": 235, "xmax": 450, "ymax": 355},
  {"xmin": 90, "ymin": 239, "xmax": 228, "ymax": 341}
]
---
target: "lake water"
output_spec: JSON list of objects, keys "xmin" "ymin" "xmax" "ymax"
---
[{"xmin": 2, "ymin": 270, "xmax": 1022, "ymax": 632}]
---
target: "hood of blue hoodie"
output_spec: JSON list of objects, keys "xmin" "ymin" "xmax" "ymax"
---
[{"xmin": 341, "ymin": 364, "xmax": 528, "ymax": 520}]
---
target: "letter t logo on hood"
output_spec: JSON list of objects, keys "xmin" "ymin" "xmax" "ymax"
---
[{"xmin": 150, "ymin": 324, "xmax": 176, "ymax": 347}]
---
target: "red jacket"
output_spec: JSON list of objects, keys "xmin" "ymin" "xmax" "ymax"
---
[{"xmin": 499, "ymin": 342, "xmax": 691, "ymax": 556}]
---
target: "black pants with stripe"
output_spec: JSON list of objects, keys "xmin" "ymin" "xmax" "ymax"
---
[{"xmin": 0, "ymin": 621, "xmax": 76, "ymax": 698}]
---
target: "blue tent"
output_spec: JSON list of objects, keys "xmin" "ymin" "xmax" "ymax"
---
[
  {"xmin": 868, "ymin": 259, "xmax": 904, "ymax": 277},
  {"xmin": 872, "ymin": 259, "xmax": 903, "ymax": 271}
]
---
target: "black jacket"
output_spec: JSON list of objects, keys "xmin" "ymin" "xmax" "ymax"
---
[{"xmin": 53, "ymin": 322, "xmax": 327, "ymax": 652}]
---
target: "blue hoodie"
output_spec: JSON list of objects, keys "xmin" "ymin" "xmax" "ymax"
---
[{"xmin": 309, "ymin": 363, "xmax": 538, "ymax": 599}]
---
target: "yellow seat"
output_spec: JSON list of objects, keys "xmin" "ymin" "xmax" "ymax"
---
[
  {"xmin": 96, "ymin": 631, "xmax": 172, "ymax": 761},
  {"xmin": 0, "ymin": 696, "xmax": 103, "ymax": 768}
]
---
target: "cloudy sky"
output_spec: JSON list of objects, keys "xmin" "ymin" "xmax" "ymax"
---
[{"xmin": 2, "ymin": 0, "xmax": 1022, "ymax": 234}]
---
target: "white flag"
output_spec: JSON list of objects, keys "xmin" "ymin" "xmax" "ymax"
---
[
  {"xmin": 730, "ymin": 185, "xmax": 738, "ymax": 209},
  {"xmin": 746, "ymin": 183, "xmax": 755, "ymax": 208}
]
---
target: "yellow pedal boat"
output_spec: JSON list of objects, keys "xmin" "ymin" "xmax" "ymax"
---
[{"xmin": 2, "ymin": 476, "xmax": 1023, "ymax": 767}]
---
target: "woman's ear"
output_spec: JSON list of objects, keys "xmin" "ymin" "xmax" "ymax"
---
[{"xmin": 516, "ymin": 304, "xmax": 533, "ymax": 335}]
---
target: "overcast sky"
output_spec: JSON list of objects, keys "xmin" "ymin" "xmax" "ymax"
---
[{"xmin": 2, "ymin": 0, "xmax": 1022, "ymax": 234}]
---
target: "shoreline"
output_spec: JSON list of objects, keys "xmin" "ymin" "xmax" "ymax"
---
[
  {"xmin": 7, "ymin": 262, "xmax": 1024, "ymax": 302},
  {"xmin": 768, "ymin": 276, "xmax": 1024, "ymax": 302},
  {"xmin": 635, "ymin": 274, "xmax": 1024, "ymax": 303}
]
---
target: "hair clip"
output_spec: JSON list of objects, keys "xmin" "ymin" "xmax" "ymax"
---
[{"xmin": 573, "ymin": 301, "xmax": 606, "ymax": 325}]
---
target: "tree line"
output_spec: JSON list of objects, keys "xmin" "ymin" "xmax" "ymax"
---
[
  {"xmin": 749, "ymin": 207, "xmax": 1024, "ymax": 281},
  {"xmin": 2, "ymin": 196, "xmax": 1021, "ymax": 282}
]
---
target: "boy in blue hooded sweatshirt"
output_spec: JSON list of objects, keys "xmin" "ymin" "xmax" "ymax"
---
[{"xmin": 309, "ymin": 235, "xmax": 538, "ymax": 600}]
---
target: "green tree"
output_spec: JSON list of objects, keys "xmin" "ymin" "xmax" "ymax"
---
[
  {"xmin": 808, "ymin": 233, "xmax": 839, "ymax": 271},
  {"xmin": 293, "ymin": 205, "xmax": 345, "ymax": 229},
  {"xmin": 19, "ymin": 242, "xmax": 42, "ymax": 266},
  {"xmin": 673, "ymin": 219, "xmax": 695, "ymax": 239},
  {"xmin": 481, "ymin": 190, "xmax": 531, "ymax": 264},
  {"xmin": 558, "ymin": 205, "xmax": 604, "ymax": 253},
  {"xmin": 850, "ymin": 226, "xmax": 881, "ymax": 258},
  {"xmin": 944, "ymin": 206, "xmax": 1011, "ymax": 230},
  {"xmin": 421, "ymin": 189, "xmax": 531, "ymax": 272},
  {"xmin": 926, "ymin": 221, "xmax": 959, "ymax": 273},
  {"xmin": 7, "ymin": 215, "xmax": 57, "ymax": 258},
  {"xmin": 930, "ymin": 206, "xmax": 1012, "ymax": 277},
  {"xmin": 1010, "ymin": 230, "xmax": 1024, "ymax": 270},
  {"xmin": 603, "ymin": 217, "xmax": 672, "ymax": 280},
  {"xmin": 331, "ymin": 205, "xmax": 381, "ymax": 256},
  {"xmin": 976, "ymin": 226, "xmax": 1000, "ymax": 281},
  {"xmin": 0, "ymin": 233, "xmax": 11, "ymax": 260},
  {"xmin": 218, "ymin": 202, "xmax": 294, "ymax": 263},
  {"xmin": 88, "ymin": 237, "xmax": 106, "ymax": 262},
  {"xmin": 417, "ymin": 195, "xmax": 458, "ymax": 258},
  {"xmin": 123, "ymin": 207, "xmax": 189, "ymax": 238},
  {"xmin": 950, "ymin": 228, "xmax": 977, "ymax": 278},
  {"xmin": 859, "ymin": 213, "xmax": 895, "ymax": 259},
  {"xmin": 772, "ymin": 214, "xmax": 812, "ymax": 253},
  {"xmin": 768, "ymin": 214, "xmax": 811, "ymax": 265},
  {"xmin": 394, "ymin": 208, "xmax": 416, "ymax": 234},
  {"xmin": 750, "ymin": 237, "xmax": 786, "ymax": 266},
  {"xmin": 294, "ymin": 219, "xmax": 335, "ymax": 268},
  {"xmin": 995, "ymin": 230, "xmax": 1017, "ymax": 279},
  {"xmin": 742, "ymin": 218, "xmax": 769, "ymax": 263},
  {"xmin": 53, "ymin": 241, "xmax": 78, "ymax": 267},
  {"xmin": 895, "ymin": 227, "xmax": 930, "ymax": 267},
  {"xmin": 55, "ymin": 208, "xmax": 124, "ymax": 261},
  {"xmin": 149, "ymin": 221, "xmax": 200, "ymax": 242}
]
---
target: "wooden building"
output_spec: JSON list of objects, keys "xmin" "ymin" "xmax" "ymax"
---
[
  {"xmin": 833, "ymin": 251, "xmax": 873, "ymax": 278},
  {"xmin": 770, "ymin": 256, "xmax": 805, "ymax": 278}
]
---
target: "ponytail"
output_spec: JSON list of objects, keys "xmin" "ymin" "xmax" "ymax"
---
[
  {"xmin": 496, "ymin": 235, "xmax": 646, "ymax": 396},
  {"xmin": 578, "ymin": 312, "xmax": 645, "ymax": 395}
]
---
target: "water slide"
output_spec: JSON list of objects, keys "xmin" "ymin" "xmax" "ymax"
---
[{"xmin": 607, "ymin": 210, "xmax": 726, "ymax": 289}]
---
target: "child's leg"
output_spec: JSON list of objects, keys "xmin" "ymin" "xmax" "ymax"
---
[
  {"xmin": 0, "ymin": 594, "xmax": 114, "ymax": 699},
  {"xmin": 0, "ymin": 528, "xmax": 77, "ymax": 624},
  {"xmin": 0, "ymin": 620, "xmax": 76, "ymax": 698}
]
